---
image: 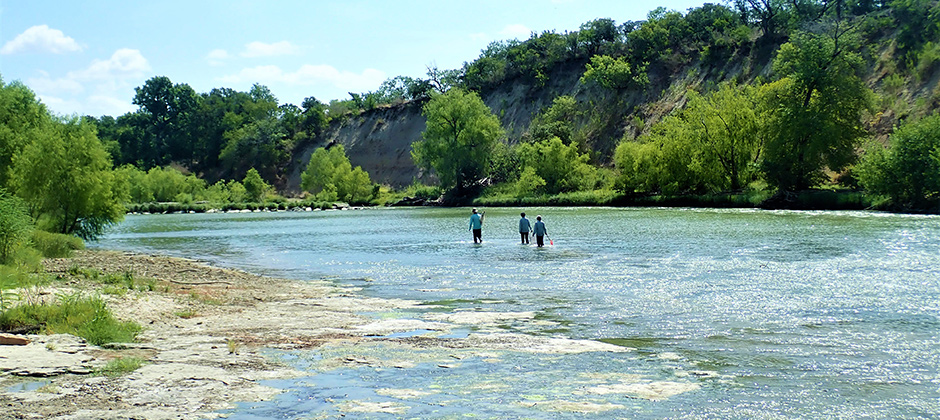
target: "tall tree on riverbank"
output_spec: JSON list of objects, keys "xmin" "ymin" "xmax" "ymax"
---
[
  {"xmin": 760, "ymin": 31, "xmax": 872, "ymax": 191},
  {"xmin": 412, "ymin": 89, "xmax": 504, "ymax": 197},
  {"xmin": 12, "ymin": 118, "xmax": 126, "ymax": 239}
]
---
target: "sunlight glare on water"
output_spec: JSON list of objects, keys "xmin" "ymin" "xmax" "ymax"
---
[{"xmin": 95, "ymin": 207, "xmax": 940, "ymax": 419}]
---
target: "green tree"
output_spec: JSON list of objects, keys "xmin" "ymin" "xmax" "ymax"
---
[
  {"xmin": 412, "ymin": 89, "xmax": 504, "ymax": 195},
  {"xmin": 682, "ymin": 84, "xmax": 763, "ymax": 190},
  {"xmin": 300, "ymin": 145, "xmax": 375, "ymax": 204},
  {"xmin": 219, "ymin": 117, "xmax": 287, "ymax": 179},
  {"xmin": 580, "ymin": 55, "xmax": 649, "ymax": 90},
  {"xmin": 760, "ymin": 32, "xmax": 872, "ymax": 191},
  {"xmin": 132, "ymin": 76, "xmax": 199, "ymax": 167},
  {"xmin": 0, "ymin": 78, "xmax": 51, "ymax": 190},
  {"xmin": 12, "ymin": 119, "xmax": 126, "ymax": 239},
  {"xmin": 857, "ymin": 114, "xmax": 940, "ymax": 210},
  {"xmin": 516, "ymin": 137, "xmax": 596, "ymax": 194},
  {"xmin": 528, "ymin": 95, "xmax": 580, "ymax": 145},
  {"xmin": 242, "ymin": 168, "xmax": 269, "ymax": 203}
]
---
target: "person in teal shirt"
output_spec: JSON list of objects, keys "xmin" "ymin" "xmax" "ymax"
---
[
  {"xmin": 469, "ymin": 208, "xmax": 484, "ymax": 243},
  {"xmin": 518, "ymin": 212, "xmax": 531, "ymax": 244},
  {"xmin": 533, "ymin": 215, "xmax": 547, "ymax": 247}
]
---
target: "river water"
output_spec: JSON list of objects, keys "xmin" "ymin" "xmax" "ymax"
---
[{"xmin": 94, "ymin": 207, "xmax": 940, "ymax": 419}]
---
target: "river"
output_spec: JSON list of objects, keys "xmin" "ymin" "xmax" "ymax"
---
[{"xmin": 94, "ymin": 207, "xmax": 940, "ymax": 419}]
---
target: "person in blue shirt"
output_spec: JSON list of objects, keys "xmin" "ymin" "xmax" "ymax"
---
[
  {"xmin": 533, "ymin": 215, "xmax": 547, "ymax": 247},
  {"xmin": 469, "ymin": 208, "xmax": 484, "ymax": 243},
  {"xmin": 518, "ymin": 212, "xmax": 531, "ymax": 244}
]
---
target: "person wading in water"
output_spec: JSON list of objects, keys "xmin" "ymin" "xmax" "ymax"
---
[
  {"xmin": 469, "ymin": 208, "xmax": 484, "ymax": 243},
  {"xmin": 519, "ymin": 212, "xmax": 531, "ymax": 244}
]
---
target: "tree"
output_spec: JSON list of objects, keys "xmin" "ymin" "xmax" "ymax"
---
[
  {"xmin": 683, "ymin": 84, "xmax": 763, "ymax": 190},
  {"xmin": 760, "ymin": 31, "xmax": 872, "ymax": 191},
  {"xmin": 411, "ymin": 89, "xmax": 504, "ymax": 195},
  {"xmin": 0, "ymin": 78, "xmax": 51, "ymax": 190},
  {"xmin": 528, "ymin": 96, "xmax": 580, "ymax": 145},
  {"xmin": 12, "ymin": 118, "xmax": 126, "ymax": 239},
  {"xmin": 581, "ymin": 55, "xmax": 649, "ymax": 90},
  {"xmin": 516, "ymin": 137, "xmax": 596, "ymax": 194},
  {"xmin": 300, "ymin": 145, "xmax": 374, "ymax": 203},
  {"xmin": 219, "ymin": 117, "xmax": 287, "ymax": 179},
  {"xmin": 132, "ymin": 76, "xmax": 199, "ymax": 167},
  {"xmin": 579, "ymin": 18, "xmax": 620, "ymax": 55},
  {"xmin": 857, "ymin": 114, "xmax": 940, "ymax": 210},
  {"xmin": 242, "ymin": 168, "xmax": 269, "ymax": 203}
]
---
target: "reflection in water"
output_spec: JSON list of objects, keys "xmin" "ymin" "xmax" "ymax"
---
[{"xmin": 95, "ymin": 207, "xmax": 940, "ymax": 419}]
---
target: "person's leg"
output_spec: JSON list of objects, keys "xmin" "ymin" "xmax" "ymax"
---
[{"xmin": 536, "ymin": 235, "xmax": 544, "ymax": 247}]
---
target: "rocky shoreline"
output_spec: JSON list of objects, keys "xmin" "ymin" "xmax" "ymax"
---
[{"xmin": 0, "ymin": 250, "xmax": 701, "ymax": 419}]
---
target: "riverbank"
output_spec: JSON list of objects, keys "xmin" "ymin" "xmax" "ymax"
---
[{"xmin": 0, "ymin": 250, "xmax": 694, "ymax": 418}]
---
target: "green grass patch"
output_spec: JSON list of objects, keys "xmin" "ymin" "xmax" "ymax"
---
[
  {"xmin": 95, "ymin": 357, "xmax": 146, "ymax": 377},
  {"xmin": 0, "ymin": 294, "xmax": 140, "ymax": 345},
  {"xmin": 30, "ymin": 230, "xmax": 84, "ymax": 258}
]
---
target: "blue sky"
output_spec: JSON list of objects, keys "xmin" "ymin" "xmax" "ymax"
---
[{"xmin": 1, "ymin": 0, "xmax": 711, "ymax": 117}]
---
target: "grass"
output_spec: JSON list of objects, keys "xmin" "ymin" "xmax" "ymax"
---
[
  {"xmin": 95, "ymin": 357, "xmax": 146, "ymax": 377},
  {"xmin": 30, "ymin": 230, "xmax": 84, "ymax": 258},
  {"xmin": 0, "ymin": 293, "xmax": 141, "ymax": 346},
  {"xmin": 175, "ymin": 309, "xmax": 198, "ymax": 319}
]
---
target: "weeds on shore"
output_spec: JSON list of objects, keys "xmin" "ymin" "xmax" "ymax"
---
[
  {"xmin": 0, "ymin": 293, "xmax": 141, "ymax": 345},
  {"xmin": 95, "ymin": 357, "xmax": 146, "ymax": 377}
]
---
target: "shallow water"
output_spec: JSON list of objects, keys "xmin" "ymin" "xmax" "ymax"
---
[{"xmin": 95, "ymin": 207, "xmax": 940, "ymax": 419}]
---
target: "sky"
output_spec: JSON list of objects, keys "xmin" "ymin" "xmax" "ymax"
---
[{"xmin": 1, "ymin": 0, "xmax": 712, "ymax": 118}]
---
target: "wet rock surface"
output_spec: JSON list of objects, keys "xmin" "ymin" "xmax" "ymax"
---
[{"xmin": 0, "ymin": 250, "xmax": 702, "ymax": 418}]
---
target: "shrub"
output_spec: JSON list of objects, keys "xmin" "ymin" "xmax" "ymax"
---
[
  {"xmin": 0, "ymin": 192, "xmax": 32, "ymax": 264},
  {"xmin": 30, "ymin": 230, "xmax": 84, "ymax": 258},
  {"xmin": 95, "ymin": 357, "xmax": 146, "ymax": 377},
  {"xmin": 0, "ymin": 294, "xmax": 140, "ymax": 345}
]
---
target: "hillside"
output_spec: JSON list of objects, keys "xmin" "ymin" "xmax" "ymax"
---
[{"xmin": 287, "ymin": 35, "xmax": 926, "ymax": 194}]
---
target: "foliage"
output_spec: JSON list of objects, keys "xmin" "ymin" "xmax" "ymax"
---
[
  {"xmin": 219, "ymin": 116, "xmax": 288, "ymax": 180},
  {"xmin": 0, "ymin": 78, "xmax": 51, "ymax": 190},
  {"xmin": 891, "ymin": 0, "xmax": 940, "ymax": 67},
  {"xmin": 95, "ymin": 357, "xmax": 147, "ymax": 377},
  {"xmin": 857, "ymin": 114, "xmax": 940, "ymax": 210},
  {"xmin": 760, "ymin": 32, "xmax": 872, "ymax": 191},
  {"xmin": 0, "ymin": 294, "xmax": 140, "ymax": 345},
  {"xmin": 131, "ymin": 76, "xmax": 199, "ymax": 167},
  {"xmin": 528, "ymin": 96, "xmax": 580, "ymax": 145},
  {"xmin": 30, "ymin": 230, "xmax": 84, "ymax": 258},
  {"xmin": 242, "ymin": 168, "xmax": 270, "ymax": 203},
  {"xmin": 581, "ymin": 55, "xmax": 650, "ymax": 91},
  {"xmin": 300, "ymin": 145, "xmax": 375, "ymax": 204},
  {"xmin": 616, "ymin": 83, "xmax": 763, "ymax": 195},
  {"xmin": 514, "ymin": 166, "xmax": 547, "ymax": 197},
  {"xmin": 516, "ymin": 137, "xmax": 597, "ymax": 194},
  {"xmin": 412, "ymin": 89, "xmax": 505, "ymax": 195},
  {"xmin": 12, "ymin": 118, "xmax": 126, "ymax": 239},
  {"xmin": 0, "ymin": 191, "xmax": 32, "ymax": 264}
]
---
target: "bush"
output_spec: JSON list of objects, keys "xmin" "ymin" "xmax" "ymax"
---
[
  {"xmin": 0, "ymin": 192, "xmax": 32, "ymax": 264},
  {"xmin": 858, "ymin": 114, "xmax": 940, "ymax": 210},
  {"xmin": 30, "ymin": 230, "xmax": 84, "ymax": 258},
  {"xmin": 0, "ymin": 294, "xmax": 140, "ymax": 345}
]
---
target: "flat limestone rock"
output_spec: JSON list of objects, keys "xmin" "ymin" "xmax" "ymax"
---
[{"xmin": 0, "ymin": 335, "xmax": 97, "ymax": 377}]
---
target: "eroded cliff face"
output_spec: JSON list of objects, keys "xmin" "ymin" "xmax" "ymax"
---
[
  {"xmin": 284, "ymin": 38, "xmax": 930, "ymax": 194},
  {"xmin": 285, "ymin": 103, "xmax": 429, "ymax": 193}
]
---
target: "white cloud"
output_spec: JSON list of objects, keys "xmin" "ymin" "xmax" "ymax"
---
[
  {"xmin": 27, "ymin": 49, "xmax": 151, "ymax": 116},
  {"xmin": 68, "ymin": 48, "xmax": 150, "ymax": 81},
  {"xmin": 240, "ymin": 41, "xmax": 300, "ymax": 58},
  {"xmin": 219, "ymin": 64, "xmax": 386, "ymax": 93},
  {"xmin": 1, "ymin": 24, "xmax": 83, "ymax": 55},
  {"xmin": 206, "ymin": 48, "xmax": 230, "ymax": 66},
  {"xmin": 499, "ymin": 24, "xmax": 532, "ymax": 40}
]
